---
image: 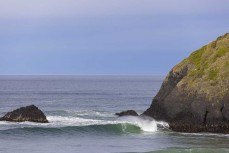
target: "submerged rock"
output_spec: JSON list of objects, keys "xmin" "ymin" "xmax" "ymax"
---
[
  {"xmin": 143, "ymin": 33, "xmax": 229, "ymax": 133},
  {"xmin": 0, "ymin": 105, "xmax": 49, "ymax": 123},
  {"xmin": 115, "ymin": 110, "xmax": 138, "ymax": 117}
]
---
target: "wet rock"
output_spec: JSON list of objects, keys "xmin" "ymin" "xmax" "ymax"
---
[
  {"xmin": 115, "ymin": 110, "xmax": 138, "ymax": 117},
  {"xmin": 0, "ymin": 105, "xmax": 49, "ymax": 123}
]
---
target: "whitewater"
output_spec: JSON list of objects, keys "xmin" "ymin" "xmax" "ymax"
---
[
  {"xmin": 0, "ymin": 76, "xmax": 228, "ymax": 153},
  {"xmin": 0, "ymin": 110, "xmax": 169, "ymax": 133}
]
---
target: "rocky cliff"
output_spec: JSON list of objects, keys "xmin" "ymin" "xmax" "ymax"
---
[{"xmin": 143, "ymin": 33, "xmax": 229, "ymax": 133}]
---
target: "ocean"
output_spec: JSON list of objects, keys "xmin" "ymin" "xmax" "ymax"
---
[{"xmin": 0, "ymin": 75, "xmax": 228, "ymax": 153}]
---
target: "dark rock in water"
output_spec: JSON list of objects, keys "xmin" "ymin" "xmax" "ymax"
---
[
  {"xmin": 0, "ymin": 105, "xmax": 49, "ymax": 123},
  {"xmin": 115, "ymin": 110, "xmax": 138, "ymax": 117},
  {"xmin": 143, "ymin": 33, "xmax": 229, "ymax": 133}
]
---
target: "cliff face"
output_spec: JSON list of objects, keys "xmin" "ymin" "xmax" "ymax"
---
[{"xmin": 143, "ymin": 33, "xmax": 229, "ymax": 133}]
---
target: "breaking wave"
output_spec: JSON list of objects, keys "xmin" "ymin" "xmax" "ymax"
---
[{"xmin": 0, "ymin": 111, "xmax": 169, "ymax": 135}]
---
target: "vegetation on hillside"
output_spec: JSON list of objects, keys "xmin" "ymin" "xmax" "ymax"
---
[{"xmin": 172, "ymin": 33, "xmax": 229, "ymax": 99}]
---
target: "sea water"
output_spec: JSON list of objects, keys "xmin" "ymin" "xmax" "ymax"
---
[{"xmin": 0, "ymin": 76, "xmax": 228, "ymax": 153}]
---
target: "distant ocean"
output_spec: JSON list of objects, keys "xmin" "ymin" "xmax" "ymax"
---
[{"xmin": 0, "ymin": 76, "xmax": 228, "ymax": 153}]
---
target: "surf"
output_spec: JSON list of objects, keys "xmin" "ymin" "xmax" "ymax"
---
[{"xmin": 0, "ymin": 111, "xmax": 169, "ymax": 135}]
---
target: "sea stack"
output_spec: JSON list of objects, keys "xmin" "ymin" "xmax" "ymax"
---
[
  {"xmin": 143, "ymin": 33, "xmax": 229, "ymax": 133},
  {"xmin": 0, "ymin": 105, "xmax": 49, "ymax": 123}
]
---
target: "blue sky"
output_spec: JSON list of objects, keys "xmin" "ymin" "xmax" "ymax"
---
[{"xmin": 0, "ymin": 0, "xmax": 228, "ymax": 75}]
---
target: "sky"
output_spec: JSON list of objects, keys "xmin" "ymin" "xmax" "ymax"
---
[{"xmin": 0, "ymin": 0, "xmax": 228, "ymax": 75}]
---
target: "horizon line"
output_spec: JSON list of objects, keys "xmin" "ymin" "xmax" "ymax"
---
[{"xmin": 0, "ymin": 74, "xmax": 166, "ymax": 77}]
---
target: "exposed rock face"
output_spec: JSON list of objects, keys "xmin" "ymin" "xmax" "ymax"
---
[
  {"xmin": 115, "ymin": 110, "xmax": 138, "ymax": 117},
  {"xmin": 0, "ymin": 105, "xmax": 49, "ymax": 123},
  {"xmin": 143, "ymin": 33, "xmax": 229, "ymax": 133}
]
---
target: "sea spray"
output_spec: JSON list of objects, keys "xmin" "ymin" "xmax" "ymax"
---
[
  {"xmin": 0, "ymin": 112, "xmax": 169, "ymax": 134},
  {"xmin": 117, "ymin": 116, "xmax": 169, "ymax": 132}
]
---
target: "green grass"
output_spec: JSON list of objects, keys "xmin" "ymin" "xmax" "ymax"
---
[
  {"xmin": 189, "ymin": 47, "xmax": 205, "ymax": 67},
  {"xmin": 210, "ymin": 41, "xmax": 217, "ymax": 48},
  {"xmin": 182, "ymin": 33, "xmax": 229, "ymax": 98},
  {"xmin": 171, "ymin": 32, "xmax": 229, "ymax": 99},
  {"xmin": 225, "ymin": 61, "xmax": 229, "ymax": 67},
  {"xmin": 188, "ymin": 47, "xmax": 209, "ymax": 78},
  {"xmin": 208, "ymin": 69, "xmax": 218, "ymax": 81},
  {"xmin": 188, "ymin": 46, "xmax": 228, "ymax": 80},
  {"xmin": 213, "ymin": 47, "xmax": 228, "ymax": 62}
]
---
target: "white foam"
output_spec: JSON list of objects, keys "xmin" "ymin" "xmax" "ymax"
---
[
  {"xmin": 47, "ymin": 115, "xmax": 169, "ymax": 132},
  {"xmin": 47, "ymin": 116, "xmax": 103, "ymax": 127},
  {"xmin": 117, "ymin": 116, "xmax": 169, "ymax": 132},
  {"xmin": 47, "ymin": 116, "xmax": 153, "ymax": 133},
  {"xmin": 178, "ymin": 131, "xmax": 229, "ymax": 137},
  {"xmin": 0, "ymin": 113, "xmax": 169, "ymax": 133},
  {"xmin": 71, "ymin": 110, "xmax": 114, "ymax": 117}
]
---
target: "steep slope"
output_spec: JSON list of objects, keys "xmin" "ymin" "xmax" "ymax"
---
[{"xmin": 144, "ymin": 33, "xmax": 229, "ymax": 133}]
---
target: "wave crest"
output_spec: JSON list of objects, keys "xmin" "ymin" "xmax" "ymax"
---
[{"xmin": 0, "ymin": 115, "xmax": 169, "ymax": 136}]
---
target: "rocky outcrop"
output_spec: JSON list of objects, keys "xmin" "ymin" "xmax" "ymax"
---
[
  {"xmin": 115, "ymin": 110, "xmax": 138, "ymax": 117},
  {"xmin": 143, "ymin": 33, "xmax": 229, "ymax": 133},
  {"xmin": 0, "ymin": 105, "xmax": 49, "ymax": 123}
]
